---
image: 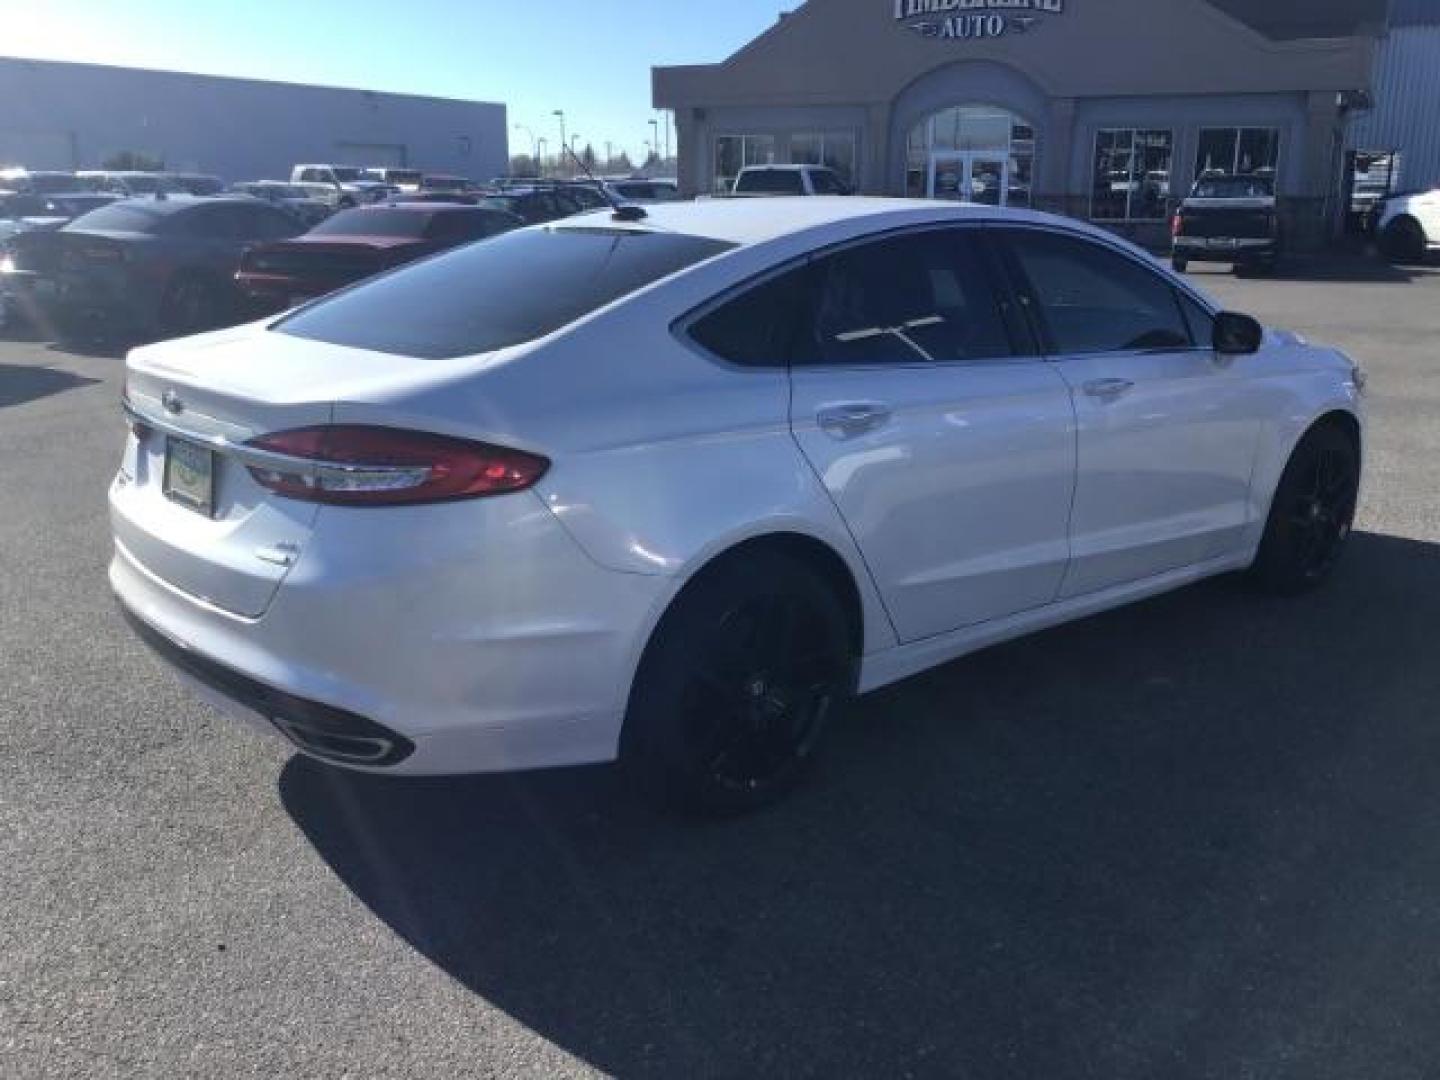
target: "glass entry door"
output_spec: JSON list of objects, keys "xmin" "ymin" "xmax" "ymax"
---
[{"xmin": 927, "ymin": 152, "xmax": 1009, "ymax": 206}]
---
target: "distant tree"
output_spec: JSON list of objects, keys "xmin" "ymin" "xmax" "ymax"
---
[
  {"xmin": 101, "ymin": 150, "xmax": 164, "ymax": 172},
  {"xmin": 509, "ymin": 153, "xmax": 537, "ymax": 177},
  {"xmin": 613, "ymin": 151, "xmax": 633, "ymax": 174},
  {"xmin": 581, "ymin": 143, "xmax": 597, "ymax": 173},
  {"xmin": 642, "ymin": 151, "xmax": 660, "ymax": 171}
]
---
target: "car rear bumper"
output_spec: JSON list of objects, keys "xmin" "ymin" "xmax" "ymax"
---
[
  {"xmin": 109, "ymin": 485, "xmax": 671, "ymax": 777},
  {"xmin": 1173, "ymin": 236, "xmax": 1279, "ymax": 262}
]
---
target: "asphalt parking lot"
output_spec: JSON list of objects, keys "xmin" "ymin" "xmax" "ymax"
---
[{"xmin": 4, "ymin": 255, "xmax": 1440, "ymax": 1079}]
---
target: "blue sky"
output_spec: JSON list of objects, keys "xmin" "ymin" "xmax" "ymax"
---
[{"xmin": 6, "ymin": 0, "xmax": 794, "ymax": 161}]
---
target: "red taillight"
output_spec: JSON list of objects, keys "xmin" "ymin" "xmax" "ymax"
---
[
  {"xmin": 244, "ymin": 425, "xmax": 549, "ymax": 506},
  {"xmin": 1171, "ymin": 212, "xmax": 1184, "ymax": 237}
]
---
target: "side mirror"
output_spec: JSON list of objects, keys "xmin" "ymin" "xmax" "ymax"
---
[{"xmin": 1213, "ymin": 310, "xmax": 1264, "ymax": 355}]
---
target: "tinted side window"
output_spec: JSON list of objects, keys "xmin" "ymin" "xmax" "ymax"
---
[
  {"xmin": 1177, "ymin": 290, "xmax": 1214, "ymax": 347},
  {"xmin": 1003, "ymin": 230, "xmax": 1190, "ymax": 354},
  {"xmin": 797, "ymin": 230, "xmax": 1015, "ymax": 366},
  {"xmin": 809, "ymin": 171, "xmax": 845, "ymax": 195},
  {"xmin": 688, "ymin": 264, "xmax": 814, "ymax": 368}
]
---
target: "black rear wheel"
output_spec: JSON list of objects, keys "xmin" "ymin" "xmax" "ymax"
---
[
  {"xmin": 1250, "ymin": 423, "xmax": 1359, "ymax": 595},
  {"xmin": 622, "ymin": 552, "xmax": 855, "ymax": 815},
  {"xmin": 159, "ymin": 274, "xmax": 225, "ymax": 338},
  {"xmin": 1381, "ymin": 217, "xmax": 1427, "ymax": 264},
  {"xmin": 1171, "ymin": 256, "xmax": 1188, "ymax": 273}
]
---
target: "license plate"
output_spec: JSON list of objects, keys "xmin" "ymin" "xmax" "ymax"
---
[{"xmin": 164, "ymin": 437, "xmax": 215, "ymax": 516}]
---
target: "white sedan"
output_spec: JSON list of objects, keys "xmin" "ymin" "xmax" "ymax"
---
[{"xmin": 111, "ymin": 198, "xmax": 1365, "ymax": 813}]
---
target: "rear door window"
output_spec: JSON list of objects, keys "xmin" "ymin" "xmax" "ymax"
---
[
  {"xmin": 275, "ymin": 227, "xmax": 734, "ymax": 358},
  {"xmin": 797, "ymin": 229, "xmax": 1016, "ymax": 365}
]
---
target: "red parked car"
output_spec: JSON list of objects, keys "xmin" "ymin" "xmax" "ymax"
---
[{"xmin": 235, "ymin": 202, "xmax": 522, "ymax": 315}]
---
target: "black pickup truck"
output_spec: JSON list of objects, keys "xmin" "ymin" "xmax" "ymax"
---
[{"xmin": 1171, "ymin": 174, "xmax": 1281, "ymax": 275}]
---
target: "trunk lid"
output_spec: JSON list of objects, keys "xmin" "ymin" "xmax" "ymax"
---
[{"xmin": 116, "ymin": 328, "xmax": 358, "ymax": 618}]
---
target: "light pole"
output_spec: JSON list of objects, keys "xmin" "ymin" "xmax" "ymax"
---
[
  {"xmin": 512, "ymin": 123, "xmax": 536, "ymax": 175},
  {"xmin": 552, "ymin": 109, "xmax": 567, "ymax": 170},
  {"xmin": 537, "ymin": 137, "xmax": 548, "ymax": 177},
  {"xmin": 649, "ymin": 119, "xmax": 659, "ymax": 171}
]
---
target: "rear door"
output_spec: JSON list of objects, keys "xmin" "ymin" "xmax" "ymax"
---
[
  {"xmin": 783, "ymin": 226, "xmax": 1076, "ymax": 642},
  {"xmin": 993, "ymin": 226, "xmax": 1262, "ymax": 597}
]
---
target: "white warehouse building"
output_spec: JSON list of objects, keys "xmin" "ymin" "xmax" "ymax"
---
[{"xmin": 0, "ymin": 56, "xmax": 508, "ymax": 182}]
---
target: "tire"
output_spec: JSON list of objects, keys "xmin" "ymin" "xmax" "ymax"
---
[
  {"xmin": 621, "ymin": 551, "xmax": 856, "ymax": 815},
  {"xmin": 1381, "ymin": 216, "xmax": 1426, "ymax": 264},
  {"xmin": 158, "ymin": 274, "xmax": 225, "ymax": 338},
  {"xmin": 1171, "ymin": 256, "xmax": 1188, "ymax": 273},
  {"xmin": 1249, "ymin": 423, "xmax": 1359, "ymax": 596}
]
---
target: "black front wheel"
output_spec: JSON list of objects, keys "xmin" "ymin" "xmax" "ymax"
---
[
  {"xmin": 1250, "ymin": 423, "xmax": 1360, "ymax": 595},
  {"xmin": 622, "ymin": 552, "xmax": 855, "ymax": 815}
]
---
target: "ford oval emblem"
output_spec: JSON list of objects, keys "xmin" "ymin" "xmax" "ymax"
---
[{"xmin": 162, "ymin": 390, "xmax": 185, "ymax": 415}]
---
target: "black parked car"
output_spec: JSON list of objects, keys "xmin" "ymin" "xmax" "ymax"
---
[
  {"xmin": 1171, "ymin": 174, "xmax": 1281, "ymax": 275},
  {"xmin": 1, "ymin": 194, "xmax": 303, "ymax": 339},
  {"xmin": 479, "ymin": 187, "xmax": 587, "ymax": 225}
]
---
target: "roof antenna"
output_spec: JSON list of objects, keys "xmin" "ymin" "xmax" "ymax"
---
[{"xmin": 564, "ymin": 143, "xmax": 646, "ymax": 222}]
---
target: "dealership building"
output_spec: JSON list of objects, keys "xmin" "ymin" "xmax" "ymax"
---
[
  {"xmin": 0, "ymin": 56, "xmax": 507, "ymax": 184},
  {"xmin": 655, "ymin": 0, "xmax": 1436, "ymax": 247}
]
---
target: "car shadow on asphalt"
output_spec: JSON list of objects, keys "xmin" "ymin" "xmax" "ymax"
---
[
  {"xmin": 0, "ymin": 361, "xmax": 101, "ymax": 407},
  {"xmin": 1187, "ymin": 255, "xmax": 1434, "ymax": 285},
  {"xmin": 280, "ymin": 530, "xmax": 1440, "ymax": 1078}
]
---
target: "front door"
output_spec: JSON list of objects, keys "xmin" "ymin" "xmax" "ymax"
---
[
  {"xmin": 787, "ymin": 226, "xmax": 1076, "ymax": 643},
  {"xmin": 994, "ymin": 226, "xmax": 1264, "ymax": 598},
  {"xmin": 928, "ymin": 153, "xmax": 1009, "ymax": 206}
]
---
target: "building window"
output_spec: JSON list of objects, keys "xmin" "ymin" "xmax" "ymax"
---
[
  {"xmin": 714, "ymin": 135, "xmax": 776, "ymax": 194},
  {"xmin": 1092, "ymin": 129, "xmax": 1173, "ymax": 221},
  {"xmin": 1196, "ymin": 127, "xmax": 1280, "ymax": 179},
  {"xmin": 790, "ymin": 132, "xmax": 857, "ymax": 188}
]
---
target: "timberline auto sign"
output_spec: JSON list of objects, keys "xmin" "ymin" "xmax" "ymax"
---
[{"xmin": 894, "ymin": 0, "xmax": 1066, "ymax": 40}]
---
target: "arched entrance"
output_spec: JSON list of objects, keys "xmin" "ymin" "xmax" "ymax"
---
[{"xmin": 904, "ymin": 105, "xmax": 1035, "ymax": 207}]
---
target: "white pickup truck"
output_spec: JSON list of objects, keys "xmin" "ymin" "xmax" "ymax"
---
[
  {"xmin": 731, "ymin": 165, "xmax": 852, "ymax": 197},
  {"xmin": 289, "ymin": 165, "xmax": 389, "ymax": 207},
  {"xmin": 1377, "ymin": 188, "xmax": 1440, "ymax": 263}
]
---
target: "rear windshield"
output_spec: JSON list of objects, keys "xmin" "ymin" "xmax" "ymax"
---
[
  {"xmin": 308, "ymin": 208, "xmax": 432, "ymax": 238},
  {"xmin": 63, "ymin": 203, "xmax": 166, "ymax": 234},
  {"xmin": 275, "ymin": 227, "xmax": 735, "ymax": 358},
  {"xmin": 1192, "ymin": 177, "xmax": 1274, "ymax": 199},
  {"xmin": 735, "ymin": 169, "xmax": 804, "ymax": 195}
]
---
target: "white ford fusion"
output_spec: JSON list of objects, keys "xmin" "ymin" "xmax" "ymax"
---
[{"xmin": 111, "ymin": 198, "xmax": 1365, "ymax": 813}]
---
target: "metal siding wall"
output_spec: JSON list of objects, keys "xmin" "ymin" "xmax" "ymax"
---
[
  {"xmin": 0, "ymin": 58, "xmax": 509, "ymax": 183},
  {"xmin": 1348, "ymin": 26, "xmax": 1440, "ymax": 187}
]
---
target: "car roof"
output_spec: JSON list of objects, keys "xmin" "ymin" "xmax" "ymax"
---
[
  {"xmin": 106, "ymin": 194, "xmax": 263, "ymax": 215},
  {"xmin": 559, "ymin": 196, "xmax": 1064, "ymax": 247}
]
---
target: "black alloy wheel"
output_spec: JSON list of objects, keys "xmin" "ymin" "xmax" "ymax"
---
[
  {"xmin": 623, "ymin": 552, "xmax": 854, "ymax": 815},
  {"xmin": 1250, "ymin": 423, "xmax": 1359, "ymax": 595}
]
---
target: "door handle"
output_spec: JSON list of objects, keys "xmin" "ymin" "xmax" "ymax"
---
[
  {"xmin": 1082, "ymin": 378, "xmax": 1136, "ymax": 400},
  {"xmin": 817, "ymin": 403, "xmax": 892, "ymax": 439}
]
